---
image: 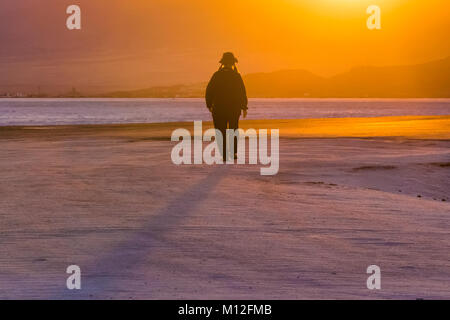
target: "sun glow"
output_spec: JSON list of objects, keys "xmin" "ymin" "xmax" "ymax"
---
[{"xmin": 1, "ymin": 0, "xmax": 449, "ymax": 89}]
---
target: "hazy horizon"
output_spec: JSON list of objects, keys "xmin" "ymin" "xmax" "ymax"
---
[{"xmin": 2, "ymin": 55, "xmax": 449, "ymax": 97}]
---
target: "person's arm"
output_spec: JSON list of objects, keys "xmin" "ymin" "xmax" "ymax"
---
[
  {"xmin": 205, "ymin": 73, "xmax": 216, "ymax": 111},
  {"xmin": 238, "ymin": 73, "xmax": 248, "ymax": 111},
  {"xmin": 237, "ymin": 73, "xmax": 248, "ymax": 118}
]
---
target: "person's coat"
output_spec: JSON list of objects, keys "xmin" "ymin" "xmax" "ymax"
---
[{"xmin": 205, "ymin": 67, "xmax": 248, "ymax": 116}]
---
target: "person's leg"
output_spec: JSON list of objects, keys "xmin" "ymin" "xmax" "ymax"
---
[
  {"xmin": 225, "ymin": 119, "xmax": 232, "ymax": 160},
  {"xmin": 229, "ymin": 112, "xmax": 241, "ymax": 156},
  {"xmin": 212, "ymin": 112, "xmax": 227, "ymax": 161}
]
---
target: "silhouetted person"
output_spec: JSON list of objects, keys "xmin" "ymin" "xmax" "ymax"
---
[{"xmin": 205, "ymin": 52, "xmax": 248, "ymax": 161}]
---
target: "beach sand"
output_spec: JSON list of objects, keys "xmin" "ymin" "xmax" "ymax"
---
[{"xmin": 0, "ymin": 116, "xmax": 449, "ymax": 299}]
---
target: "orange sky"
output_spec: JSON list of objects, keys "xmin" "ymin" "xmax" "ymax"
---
[{"xmin": 1, "ymin": 0, "xmax": 449, "ymax": 92}]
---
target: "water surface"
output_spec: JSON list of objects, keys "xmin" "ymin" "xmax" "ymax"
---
[{"xmin": 0, "ymin": 98, "xmax": 449, "ymax": 126}]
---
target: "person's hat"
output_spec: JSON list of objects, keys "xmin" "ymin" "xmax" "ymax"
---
[{"xmin": 220, "ymin": 52, "xmax": 238, "ymax": 64}]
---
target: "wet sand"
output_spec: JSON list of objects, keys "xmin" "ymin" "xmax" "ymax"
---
[{"xmin": 0, "ymin": 116, "xmax": 449, "ymax": 299}]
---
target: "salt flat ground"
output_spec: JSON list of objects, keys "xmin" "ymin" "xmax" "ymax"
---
[{"xmin": 0, "ymin": 117, "xmax": 449, "ymax": 299}]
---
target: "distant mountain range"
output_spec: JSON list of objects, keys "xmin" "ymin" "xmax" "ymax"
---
[
  {"xmin": 7, "ymin": 57, "xmax": 447, "ymax": 98},
  {"xmin": 103, "ymin": 57, "xmax": 450, "ymax": 98}
]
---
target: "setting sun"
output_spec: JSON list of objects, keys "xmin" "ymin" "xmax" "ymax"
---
[{"xmin": 0, "ymin": 0, "xmax": 448, "ymax": 91}]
